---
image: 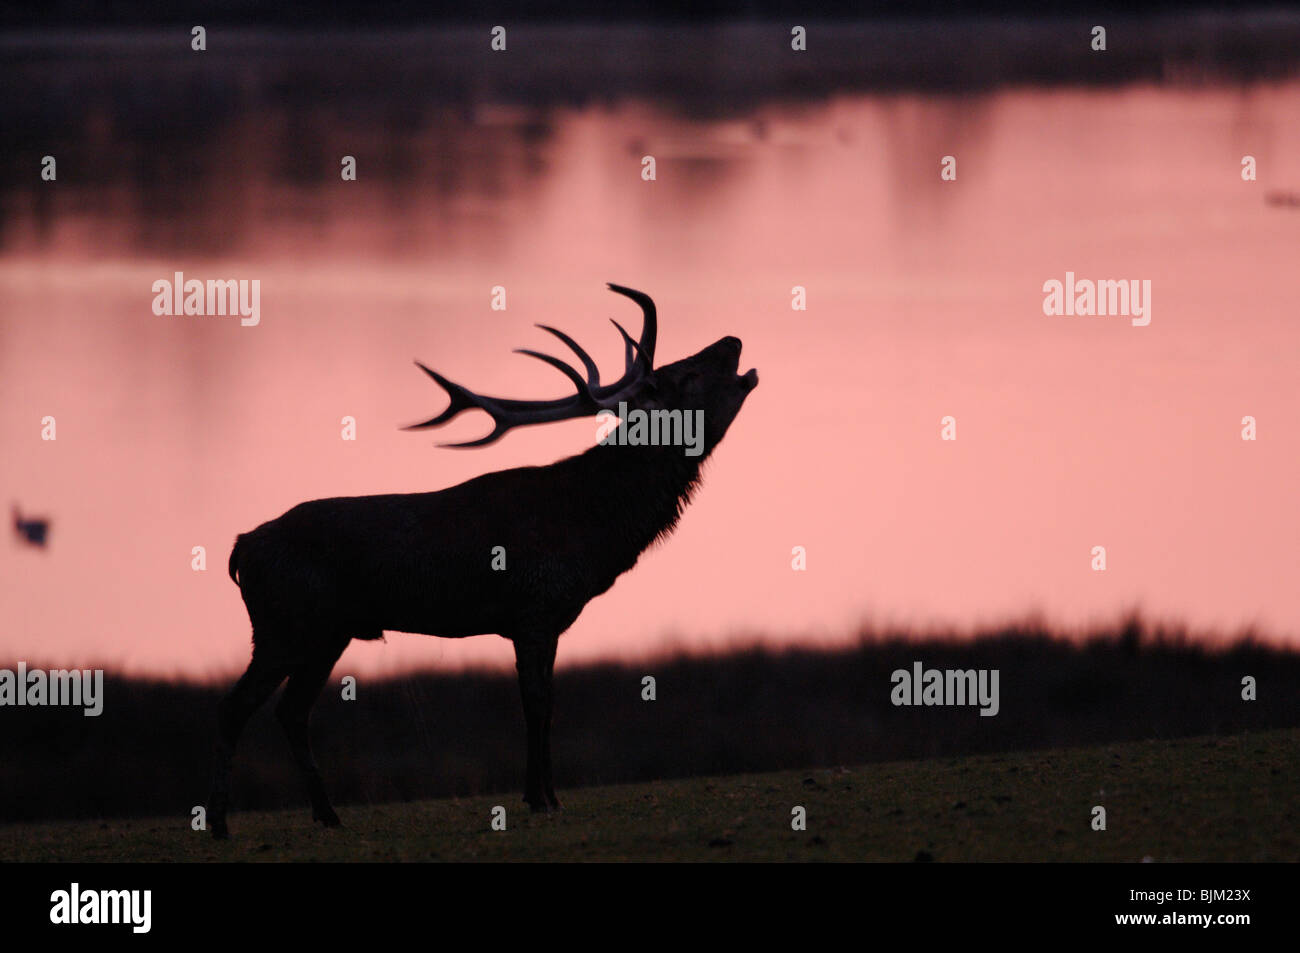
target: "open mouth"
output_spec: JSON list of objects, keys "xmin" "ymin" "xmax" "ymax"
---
[{"xmin": 728, "ymin": 339, "xmax": 758, "ymax": 390}]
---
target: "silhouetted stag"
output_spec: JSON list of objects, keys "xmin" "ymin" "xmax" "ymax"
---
[{"xmin": 207, "ymin": 283, "xmax": 758, "ymax": 838}]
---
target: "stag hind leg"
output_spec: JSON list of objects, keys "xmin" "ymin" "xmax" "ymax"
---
[
  {"xmin": 208, "ymin": 653, "xmax": 289, "ymax": 839},
  {"xmin": 276, "ymin": 640, "xmax": 350, "ymax": 828},
  {"xmin": 513, "ymin": 636, "xmax": 561, "ymax": 812}
]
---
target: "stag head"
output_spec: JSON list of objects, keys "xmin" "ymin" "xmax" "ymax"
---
[{"xmin": 406, "ymin": 283, "xmax": 758, "ymax": 451}]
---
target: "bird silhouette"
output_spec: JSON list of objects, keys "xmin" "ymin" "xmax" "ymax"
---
[{"xmin": 12, "ymin": 504, "xmax": 50, "ymax": 547}]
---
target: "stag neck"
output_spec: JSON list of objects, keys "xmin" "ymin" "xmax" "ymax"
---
[{"xmin": 567, "ymin": 436, "xmax": 707, "ymax": 562}]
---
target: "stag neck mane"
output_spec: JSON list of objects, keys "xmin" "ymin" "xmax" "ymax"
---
[{"xmin": 563, "ymin": 433, "xmax": 707, "ymax": 559}]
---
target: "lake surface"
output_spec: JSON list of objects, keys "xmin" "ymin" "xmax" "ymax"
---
[{"xmin": 3, "ymin": 30, "xmax": 1299, "ymax": 675}]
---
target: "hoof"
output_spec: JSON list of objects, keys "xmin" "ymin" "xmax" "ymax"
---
[
  {"xmin": 314, "ymin": 810, "xmax": 342, "ymax": 828},
  {"xmin": 211, "ymin": 822, "xmax": 230, "ymax": 840}
]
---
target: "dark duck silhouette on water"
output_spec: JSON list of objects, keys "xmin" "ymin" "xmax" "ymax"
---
[{"xmin": 12, "ymin": 504, "xmax": 50, "ymax": 547}]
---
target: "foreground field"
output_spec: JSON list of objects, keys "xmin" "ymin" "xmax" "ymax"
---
[{"xmin": 3, "ymin": 728, "xmax": 1295, "ymax": 862}]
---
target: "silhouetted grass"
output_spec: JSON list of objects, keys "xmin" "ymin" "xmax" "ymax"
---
[
  {"xmin": 5, "ymin": 728, "xmax": 1295, "ymax": 861},
  {"xmin": 1, "ymin": 619, "xmax": 1296, "ymax": 824}
]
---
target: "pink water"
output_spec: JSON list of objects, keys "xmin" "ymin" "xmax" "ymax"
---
[{"xmin": 3, "ymin": 84, "xmax": 1299, "ymax": 677}]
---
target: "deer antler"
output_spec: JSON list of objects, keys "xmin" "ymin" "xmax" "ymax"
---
[{"xmin": 404, "ymin": 283, "xmax": 658, "ymax": 447}]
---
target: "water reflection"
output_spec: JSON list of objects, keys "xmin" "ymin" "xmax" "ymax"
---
[{"xmin": 3, "ymin": 41, "xmax": 1300, "ymax": 676}]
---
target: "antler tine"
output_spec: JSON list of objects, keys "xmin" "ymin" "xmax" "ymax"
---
[
  {"xmin": 606, "ymin": 283, "xmax": 657, "ymax": 367},
  {"xmin": 404, "ymin": 361, "xmax": 590, "ymax": 446},
  {"xmin": 436, "ymin": 422, "xmax": 514, "ymax": 449},
  {"xmin": 406, "ymin": 284, "xmax": 661, "ymax": 447},
  {"xmin": 535, "ymin": 325, "xmax": 601, "ymax": 389},
  {"xmin": 608, "ymin": 318, "xmax": 649, "ymax": 370},
  {"xmin": 402, "ymin": 362, "xmax": 484, "ymax": 430},
  {"xmin": 513, "ymin": 348, "xmax": 597, "ymax": 403},
  {"xmin": 610, "ymin": 319, "xmax": 635, "ymax": 374}
]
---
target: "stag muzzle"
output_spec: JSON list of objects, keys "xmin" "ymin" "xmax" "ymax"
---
[{"xmin": 719, "ymin": 336, "xmax": 759, "ymax": 391}]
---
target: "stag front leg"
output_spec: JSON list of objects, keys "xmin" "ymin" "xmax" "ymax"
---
[
  {"xmin": 513, "ymin": 636, "xmax": 559, "ymax": 813},
  {"xmin": 541, "ymin": 644, "xmax": 561, "ymax": 810}
]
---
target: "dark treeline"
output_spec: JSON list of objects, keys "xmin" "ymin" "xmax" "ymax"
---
[
  {"xmin": 1, "ymin": 620, "xmax": 1296, "ymax": 823},
  {"xmin": 6, "ymin": 17, "xmax": 1300, "ymax": 182},
  {"xmin": 3, "ymin": 3, "xmax": 1289, "ymax": 28},
  {"xmin": 7, "ymin": 17, "xmax": 1300, "ymax": 225}
]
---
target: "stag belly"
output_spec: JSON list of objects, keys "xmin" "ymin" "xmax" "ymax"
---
[
  {"xmin": 237, "ymin": 493, "xmax": 624, "ymax": 642},
  {"xmin": 367, "ymin": 556, "xmax": 595, "ymax": 639}
]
